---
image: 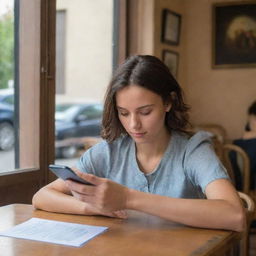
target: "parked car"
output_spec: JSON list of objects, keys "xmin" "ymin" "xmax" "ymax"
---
[
  {"xmin": 55, "ymin": 102, "xmax": 103, "ymax": 158},
  {"xmin": 0, "ymin": 102, "xmax": 14, "ymax": 151},
  {"xmin": 0, "ymin": 88, "xmax": 14, "ymax": 107}
]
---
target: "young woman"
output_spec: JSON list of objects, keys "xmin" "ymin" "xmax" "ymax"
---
[{"xmin": 33, "ymin": 55, "xmax": 245, "ymax": 231}]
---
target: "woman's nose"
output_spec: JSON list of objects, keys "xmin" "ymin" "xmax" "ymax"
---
[{"xmin": 129, "ymin": 114, "xmax": 141, "ymax": 130}]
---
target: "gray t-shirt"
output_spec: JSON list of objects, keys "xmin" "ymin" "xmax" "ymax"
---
[{"xmin": 77, "ymin": 131, "xmax": 229, "ymax": 199}]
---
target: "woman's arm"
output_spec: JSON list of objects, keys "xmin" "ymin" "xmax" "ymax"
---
[
  {"xmin": 32, "ymin": 179, "xmax": 127, "ymax": 218},
  {"xmin": 126, "ymin": 179, "xmax": 245, "ymax": 232},
  {"xmin": 32, "ymin": 179, "xmax": 87, "ymax": 214},
  {"xmin": 67, "ymin": 171, "xmax": 245, "ymax": 232}
]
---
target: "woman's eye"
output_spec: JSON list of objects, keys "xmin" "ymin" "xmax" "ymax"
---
[
  {"xmin": 119, "ymin": 112, "xmax": 128, "ymax": 116},
  {"xmin": 140, "ymin": 110, "xmax": 151, "ymax": 115}
]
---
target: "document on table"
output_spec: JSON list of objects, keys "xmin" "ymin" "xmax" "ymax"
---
[{"xmin": 0, "ymin": 217, "xmax": 108, "ymax": 247}]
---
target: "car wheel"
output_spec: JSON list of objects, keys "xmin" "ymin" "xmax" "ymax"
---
[
  {"xmin": 0, "ymin": 122, "xmax": 15, "ymax": 151},
  {"xmin": 60, "ymin": 146, "xmax": 78, "ymax": 159}
]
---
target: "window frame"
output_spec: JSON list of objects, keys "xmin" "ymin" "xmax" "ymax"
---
[{"xmin": 0, "ymin": 0, "xmax": 56, "ymax": 205}]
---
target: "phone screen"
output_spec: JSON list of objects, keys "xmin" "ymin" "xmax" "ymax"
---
[{"xmin": 49, "ymin": 164, "xmax": 92, "ymax": 185}]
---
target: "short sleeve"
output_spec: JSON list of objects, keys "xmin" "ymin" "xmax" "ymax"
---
[
  {"xmin": 76, "ymin": 140, "xmax": 110, "ymax": 177},
  {"xmin": 183, "ymin": 132, "xmax": 230, "ymax": 193}
]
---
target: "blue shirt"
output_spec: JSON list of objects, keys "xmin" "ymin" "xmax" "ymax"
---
[
  {"xmin": 77, "ymin": 131, "xmax": 229, "ymax": 199},
  {"xmin": 233, "ymin": 138, "xmax": 256, "ymax": 189}
]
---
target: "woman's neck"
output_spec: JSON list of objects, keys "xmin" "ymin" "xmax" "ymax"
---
[
  {"xmin": 135, "ymin": 129, "xmax": 171, "ymax": 160},
  {"xmin": 135, "ymin": 130, "xmax": 171, "ymax": 174}
]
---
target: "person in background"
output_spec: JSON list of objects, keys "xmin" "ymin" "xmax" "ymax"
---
[
  {"xmin": 32, "ymin": 55, "xmax": 245, "ymax": 232},
  {"xmin": 234, "ymin": 101, "xmax": 256, "ymax": 189},
  {"xmin": 243, "ymin": 101, "xmax": 256, "ymax": 140}
]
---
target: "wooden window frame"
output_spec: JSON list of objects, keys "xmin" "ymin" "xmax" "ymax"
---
[{"xmin": 0, "ymin": 0, "xmax": 56, "ymax": 205}]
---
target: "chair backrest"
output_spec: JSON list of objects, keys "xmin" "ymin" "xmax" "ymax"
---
[
  {"xmin": 238, "ymin": 191, "xmax": 255, "ymax": 213},
  {"xmin": 238, "ymin": 191, "xmax": 255, "ymax": 256},
  {"xmin": 193, "ymin": 123, "xmax": 227, "ymax": 144},
  {"xmin": 83, "ymin": 136, "xmax": 102, "ymax": 151},
  {"xmin": 223, "ymin": 144, "xmax": 251, "ymax": 194}
]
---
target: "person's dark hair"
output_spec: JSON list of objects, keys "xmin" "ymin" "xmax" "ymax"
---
[
  {"xmin": 248, "ymin": 101, "xmax": 256, "ymax": 115},
  {"xmin": 101, "ymin": 55, "xmax": 190, "ymax": 142},
  {"xmin": 245, "ymin": 101, "xmax": 256, "ymax": 131}
]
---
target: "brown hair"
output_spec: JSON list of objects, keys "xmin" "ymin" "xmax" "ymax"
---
[{"xmin": 101, "ymin": 55, "xmax": 190, "ymax": 142}]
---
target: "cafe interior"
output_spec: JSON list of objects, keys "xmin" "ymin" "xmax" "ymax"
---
[{"xmin": 0, "ymin": 0, "xmax": 256, "ymax": 255}]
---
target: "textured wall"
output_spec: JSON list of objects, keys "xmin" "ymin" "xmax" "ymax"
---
[
  {"xmin": 183, "ymin": 0, "xmax": 256, "ymax": 140},
  {"xmin": 154, "ymin": 0, "xmax": 256, "ymax": 140}
]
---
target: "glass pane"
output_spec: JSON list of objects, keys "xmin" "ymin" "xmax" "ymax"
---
[
  {"xmin": 55, "ymin": 0, "xmax": 114, "ymax": 166},
  {"xmin": 0, "ymin": 0, "xmax": 40, "ymax": 173},
  {"xmin": 0, "ymin": 1, "xmax": 15, "ymax": 172}
]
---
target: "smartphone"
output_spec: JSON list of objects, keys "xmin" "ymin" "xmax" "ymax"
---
[{"xmin": 49, "ymin": 164, "xmax": 93, "ymax": 185}]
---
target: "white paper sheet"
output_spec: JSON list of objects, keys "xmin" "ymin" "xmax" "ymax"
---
[{"xmin": 0, "ymin": 217, "xmax": 108, "ymax": 247}]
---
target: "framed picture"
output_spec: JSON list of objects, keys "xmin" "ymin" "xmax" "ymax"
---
[
  {"xmin": 162, "ymin": 50, "xmax": 179, "ymax": 78},
  {"xmin": 212, "ymin": 1, "xmax": 256, "ymax": 68},
  {"xmin": 161, "ymin": 9, "xmax": 181, "ymax": 45}
]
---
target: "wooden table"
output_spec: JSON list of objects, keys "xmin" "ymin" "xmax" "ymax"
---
[{"xmin": 0, "ymin": 204, "xmax": 240, "ymax": 256}]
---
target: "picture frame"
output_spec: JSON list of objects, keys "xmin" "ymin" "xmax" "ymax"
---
[
  {"xmin": 162, "ymin": 50, "xmax": 179, "ymax": 78},
  {"xmin": 212, "ymin": 1, "xmax": 256, "ymax": 68},
  {"xmin": 161, "ymin": 9, "xmax": 181, "ymax": 45}
]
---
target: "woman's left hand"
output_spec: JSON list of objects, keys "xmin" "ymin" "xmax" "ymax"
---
[{"xmin": 65, "ymin": 170, "xmax": 129, "ymax": 213}]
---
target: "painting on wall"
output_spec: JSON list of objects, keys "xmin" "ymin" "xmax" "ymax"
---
[
  {"xmin": 162, "ymin": 50, "xmax": 179, "ymax": 78},
  {"xmin": 213, "ymin": 2, "xmax": 256, "ymax": 68},
  {"xmin": 161, "ymin": 9, "xmax": 181, "ymax": 45}
]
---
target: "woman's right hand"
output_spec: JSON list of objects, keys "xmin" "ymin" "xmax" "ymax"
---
[
  {"xmin": 83, "ymin": 202, "xmax": 128, "ymax": 219},
  {"xmin": 86, "ymin": 204, "xmax": 127, "ymax": 219},
  {"xmin": 33, "ymin": 176, "xmax": 127, "ymax": 218},
  {"xmin": 65, "ymin": 179, "xmax": 127, "ymax": 219}
]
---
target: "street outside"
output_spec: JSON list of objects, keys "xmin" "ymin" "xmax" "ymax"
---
[{"xmin": 0, "ymin": 150, "xmax": 79, "ymax": 173}]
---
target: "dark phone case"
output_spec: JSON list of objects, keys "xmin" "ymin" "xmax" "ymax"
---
[{"xmin": 49, "ymin": 164, "xmax": 92, "ymax": 185}]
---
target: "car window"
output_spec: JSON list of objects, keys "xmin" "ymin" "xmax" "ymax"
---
[
  {"xmin": 55, "ymin": 103, "xmax": 73, "ymax": 112},
  {"xmin": 81, "ymin": 105, "xmax": 103, "ymax": 120},
  {"xmin": 55, "ymin": 104, "xmax": 81, "ymax": 121},
  {"xmin": 3, "ymin": 95, "xmax": 14, "ymax": 105}
]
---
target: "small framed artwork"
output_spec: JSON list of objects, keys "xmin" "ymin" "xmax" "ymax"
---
[
  {"xmin": 161, "ymin": 9, "xmax": 181, "ymax": 45},
  {"xmin": 212, "ymin": 1, "xmax": 256, "ymax": 68},
  {"xmin": 162, "ymin": 50, "xmax": 179, "ymax": 78}
]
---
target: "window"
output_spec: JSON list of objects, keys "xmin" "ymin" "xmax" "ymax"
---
[
  {"xmin": 80, "ymin": 105, "xmax": 103, "ymax": 120},
  {"xmin": 0, "ymin": 0, "xmax": 56, "ymax": 206},
  {"xmin": 56, "ymin": 10, "xmax": 66, "ymax": 94},
  {"xmin": 55, "ymin": 0, "xmax": 116, "ymax": 164},
  {"xmin": 0, "ymin": 1, "xmax": 15, "ymax": 170},
  {"xmin": 0, "ymin": 0, "xmax": 126, "ymax": 205},
  {"xmin": 0, "ymin": 0, "xmax": 41, "ymax": 173}
]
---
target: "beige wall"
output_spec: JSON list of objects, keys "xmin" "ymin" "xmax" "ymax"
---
[
  {"xmin": 127, "ymin": 0, "xmax": 155, "ymax": 55},
  {"xmin": 153, "ymin": 0, "xmax": 186, "ymax": 88},
  {"xmin": 56, "ymin": 0, "xmax": 113, "ymax": 103},
  {"xmin": 153, "ymin": 0, "xmax": 256, "ymax": 140},
  {"xmin": 183, "ymin": 0, "xmax": 256, "ymax": 140}
]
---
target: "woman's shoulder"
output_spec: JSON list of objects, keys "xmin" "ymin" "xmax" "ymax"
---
[
  {"xmin": 172, "ymin": 131, "xmax": 213, "ymax": 156},
  {"xmin": 173, "ymin": 130, "xmax": 212, "ymax": 146},
  {"xmin": 78, "ymin": 135, "xmax": 133, "ymax": 175},
  {"xmin": 89, "ymin": 135, "xmax": 133, "ymax": 153}
]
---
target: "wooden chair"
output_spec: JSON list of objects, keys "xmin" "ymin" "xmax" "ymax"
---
[
  {"xmin": 71, "ymin": 136, "xmax": 102, "ymax": 157},
  {"xmin": 83, "ymin": 136, "xmax": 102, "ymax": 151},
  {"xmin": 238, "ymin": 191, "xmax": 255, "ymax": 256},
  {"xmin": 222, "ymin": 145, "xmax": 256, "ymax": 255},
  {"xmin": 222, "ymin": 144, "xmax": 250, "ymax": 195},
  {"xmin": 193, "ymin": 123, "xmax": 227, "ymax": 144}
]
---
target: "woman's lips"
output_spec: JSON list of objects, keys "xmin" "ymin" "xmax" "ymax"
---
[{"xmin": 130, "ymin": 132, "xmax": 146, "ymax": 138}]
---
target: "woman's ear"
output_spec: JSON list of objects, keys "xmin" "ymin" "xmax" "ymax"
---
[
  {"xmin": 164, "ymin": 101, "xmax": 172, "ymax": 112},
  {"xmin": 165, "ymin": 92, "xmax": 175, "ymax": 112}
]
